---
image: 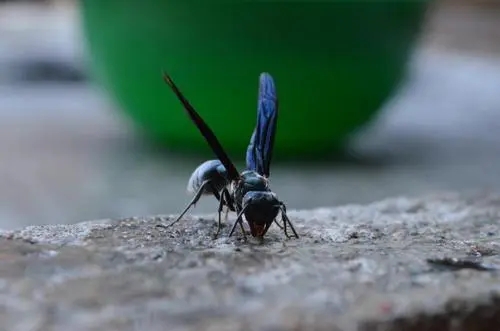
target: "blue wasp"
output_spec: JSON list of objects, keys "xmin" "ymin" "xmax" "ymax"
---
[{"xmin": 160, "ymin": 71, "xmax": 299, "ymax": 240}]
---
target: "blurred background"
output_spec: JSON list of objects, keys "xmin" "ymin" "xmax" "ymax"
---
[{"xmin": 0, "ymin": 0, "xmax": 499, "ymax": 229}]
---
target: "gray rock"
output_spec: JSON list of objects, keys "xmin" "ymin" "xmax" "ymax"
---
[{"xmin": 1, "ymin": 192, "xmax": 500, "ymax": 331}]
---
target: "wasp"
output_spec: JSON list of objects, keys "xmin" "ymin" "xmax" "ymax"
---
[{"xmin": 160, "ymin": 70, "xmax": 299, "ymax": 240}]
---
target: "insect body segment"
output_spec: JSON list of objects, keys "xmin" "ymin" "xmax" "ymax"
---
[
  {"xmin": 229, "ymin": 170, "xmax": 281, "ymax": 237},
  {"xmin": 161, "ymin": 159, "xmax": 234, "ymax": 232},
  {"xmin": 186, "ymin": 159, "xmax": 228, "ymax": 195},
  {"xmin": 162, "ymin": 70, "xmax": 298, "ymax": 240}
]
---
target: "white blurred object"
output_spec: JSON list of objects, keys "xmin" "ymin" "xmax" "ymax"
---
[{"xmin": 0, "ymin": 0, "xmax": 83, "ymax": 81}]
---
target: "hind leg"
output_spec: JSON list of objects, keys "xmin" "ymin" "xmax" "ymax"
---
[
  {"xmin": 214, "ymin": 187, "xmax": 232, "ymax": 239},
  {"xmin": 158, "ymin": 180, "xmax": 213, "ymax": 229}
]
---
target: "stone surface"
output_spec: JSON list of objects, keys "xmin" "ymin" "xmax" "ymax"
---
[{"xmin": 0, "ymin": 193, "xmax": 500, "ymax": 330}]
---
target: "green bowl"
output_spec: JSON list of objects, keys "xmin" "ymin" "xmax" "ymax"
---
[{"xmin": 80, "ymin": 1, "xmax": 428, "ymax": 159}]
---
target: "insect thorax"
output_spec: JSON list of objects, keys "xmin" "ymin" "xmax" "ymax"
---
[{"xmin": 231, "ymin": 170, "xmax": 271, "ymax": 207}]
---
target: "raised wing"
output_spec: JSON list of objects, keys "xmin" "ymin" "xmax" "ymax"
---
[
  {"xmin": 245, "ymin": 72, "xmax": 278, "ymax": 178},
  {"xmin": 162, "ymin": 71, "xmax": 240, "ymax": 181}
]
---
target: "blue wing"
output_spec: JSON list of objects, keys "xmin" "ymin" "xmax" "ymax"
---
[{"xmin": 245, "ymin": 72, "xmax": 278, "ymax": 178}]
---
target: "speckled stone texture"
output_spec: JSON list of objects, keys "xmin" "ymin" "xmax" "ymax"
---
[{"xmin": 1, "ymin": 192, "xmax": 500, "ymax": 331}]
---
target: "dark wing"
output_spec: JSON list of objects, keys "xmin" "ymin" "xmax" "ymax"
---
[
  {"xmin": 162, "ymin": 71, "xmax": 240, "ymax": 181},
  {"xmin": 245, "ymin": 72, "xmax": 278, "ymax": 178}
]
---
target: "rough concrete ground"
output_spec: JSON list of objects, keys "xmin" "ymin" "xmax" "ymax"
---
[{"xmin": 1, "ymin": 193, "xmax": 500, "ymax": 331}]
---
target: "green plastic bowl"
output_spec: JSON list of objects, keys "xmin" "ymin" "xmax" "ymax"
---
[{"xmin": 80, "ymin": 1, "xmax": 428, "ymax": 159}]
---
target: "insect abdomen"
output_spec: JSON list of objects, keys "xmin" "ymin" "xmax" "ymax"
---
[{"xmin": 186, "ymin": 159, "xmax": 228, "ymax": 195}]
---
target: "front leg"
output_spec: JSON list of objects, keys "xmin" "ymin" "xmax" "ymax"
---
[
  {"xmin": 280, "ymin": 202, "xmax": 299, "ymax": 239},
  {"xmin": 229, "ymin": 205, "xmax": 248, "ymax": 240},
  {"xmin": 273, "ymin": 219, "xmax": 284, "ymax": 230}
]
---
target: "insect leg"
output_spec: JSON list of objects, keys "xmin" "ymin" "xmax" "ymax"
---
[
  {"xmin": 274, "ymin": 204, "xmax": 289, "ymax": 238},
  {"xmin": 159, "ymin": 180, "xmax": 213, "ymax": 229},
  {"xmin": 213, "ymin": 187, "xmax": 230, "ymax": 239},
  {"xmin": 221, "ymin": 188, "xmax": 233, "ymax": 222},
  {"xmin": 229, "ymin": 205, "xmax": 249, "ymax": 239},
  {"xmin": 239, "ymin": 219, "xmax": 246, "ymax": 236},
  {"xmin": 211, "ymin": 188, "xmax": 221, "ymax": 202},
  {"xmin": 273, "ymin": 219, "xmax": 284, "ymax": 230},
  {"xmin": 279, "ymin": 203, "xmax": 299, "ymax": 239},
  {"xmin": 282, "ymin": 214, "xmax": 290, "ymax": 239},
  {"xmin": 224, "ymin": 189, "xmax": 236, "ymax": 212}
]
